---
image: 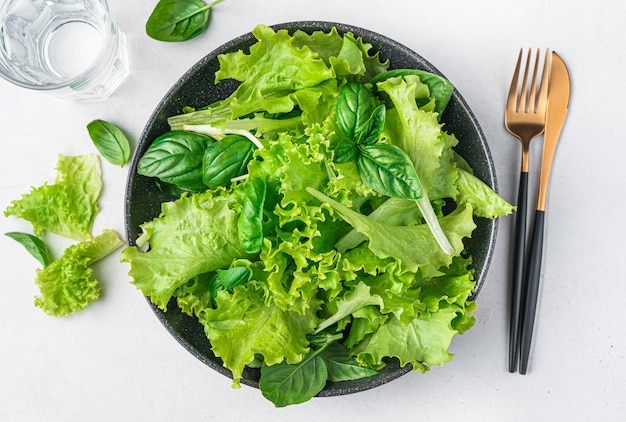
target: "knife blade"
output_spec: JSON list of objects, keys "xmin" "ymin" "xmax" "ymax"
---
[
  {"xmin": 536, "ymin": 52, "xmax": 571, "ymax": 211},
  {"xmin": 518, "ymin": 51, "xmax": 571, "ymax": 374}
]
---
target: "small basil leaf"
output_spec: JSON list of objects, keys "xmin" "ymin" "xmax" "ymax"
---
[
  {"xmin": 333, "ymin": 139, "xmax": 358, "ymax": 163},
  {"xmin": 209, "ymin": 267, "xmax": 250, "ymax": 301},
  {"xmin": 138, "ymin": 130, "xmax": 213, "ymax": 191},
  {"xmin": 322, "ymin": 342, "xmax": 378, "ymax": 382},
  {"xmin": 356, "ymin": 143, "xmax": 423, "ymax": 200},
  {"xmin": 359, "ymin": 104, "xmax": 386, "ymax": 145},
  {"xmin": 336, "ymin": 82, "xmax": 374, "ymax": 140},
  {"xmin": 146, "ymin": 0, "xmax": 223, "ymax": 42},
  {"xmin": 260, "ymin": 354, "xmax": 328, "ymax": 408},
  {"xmin": 202, "ymin": 134, "xmax": 257, "ymax": 189},
  {"xmin": 5, "ymin": 232, "xmax": 52, "ymax": 268},
  {"xmin": 86, "ymin": 119, "xmax": 131, "ymax": 167},
  {"xmin": 235, "ymin": 177, "xmax": 266, "ymax": 254}
]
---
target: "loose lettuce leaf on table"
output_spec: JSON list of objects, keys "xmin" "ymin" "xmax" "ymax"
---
[
  {"xmin": 4, "ymin": 154, "xmax": 102, "ymax": 241},
  {"xmin": 34, "ymin": 229, "xmax": 124, "ymax": 317}
]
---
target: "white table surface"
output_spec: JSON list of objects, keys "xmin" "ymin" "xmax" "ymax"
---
[{"xmin": 1, "ymin": 1, "xmax": 624, "ymax": 420}]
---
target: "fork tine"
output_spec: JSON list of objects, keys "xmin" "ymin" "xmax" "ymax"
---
[
  {"xmin": 536, "ymin": 49, "xmax": 551, "ymax": 114},
  {"xmin": 507, "ymin": 49, "xmax": 523, "ymax": 112},
  {"xmin": 519, "ymin": 49, "xmax": 532, "ymax": 112},
  {"xmin": 528, "ymin": 49, "xmax": 540, "ymax": 112}
]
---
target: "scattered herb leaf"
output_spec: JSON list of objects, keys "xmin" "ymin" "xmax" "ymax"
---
[
  {"xmin": 146, "ymin": 0, "xmax": 225, "ymax": 42},
  {"xmin": 87, "ymin": 119, "xmax": 131, "ymax": 167},
  {"xmin": 5, "ymin": 232, "xmax": 52, "ymax": 268}
]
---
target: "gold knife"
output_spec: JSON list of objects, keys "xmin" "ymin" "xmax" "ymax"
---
[{"xmin": 519, "ymin": 51, "xmax": 571, "ymax": 374}]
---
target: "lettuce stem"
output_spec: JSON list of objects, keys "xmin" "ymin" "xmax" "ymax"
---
[
  {"xmin": 415, "ymin": 194, "xmax": 454, "ymax": 256},
  {"xmin": 182, "ymin": 125, "xmax": 265, "ymax": 149}
]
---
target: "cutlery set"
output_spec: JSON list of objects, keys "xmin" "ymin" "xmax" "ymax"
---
[{"xmin": 504, "ymin": 49, "xmax": 571, "ymax": 374}]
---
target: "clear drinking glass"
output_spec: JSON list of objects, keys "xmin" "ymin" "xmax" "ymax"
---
[{"xmin": 0, "ymin": 0, "xmax": 129, "ymax": 100}]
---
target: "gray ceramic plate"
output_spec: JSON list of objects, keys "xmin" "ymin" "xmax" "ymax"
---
[{"xmin": 125, "ymin": 21, "xmax": 498, "ymax": 396}]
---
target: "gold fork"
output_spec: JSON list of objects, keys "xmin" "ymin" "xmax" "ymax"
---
[{"xmin": 504, "ymin": 48, "xmax": 550, "ymax": 373}]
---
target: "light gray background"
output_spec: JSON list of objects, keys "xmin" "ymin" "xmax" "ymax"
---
[{"xmin": 1, "ymin": 1, "xmax": 624, "ymax": 420}]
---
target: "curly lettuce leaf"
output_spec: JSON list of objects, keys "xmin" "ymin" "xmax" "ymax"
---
[
  {"xmin": 215, "ymin": 24, "xmax": 335, "ymax": 118},
  {"xmin": 307, "ymin": 188, "xmax": 476, "ymax": 274},
  {"xmin": 315, "ymin": 281, "xmax": 384, "ymax": 333},
  {"xmin": 200, "ymin": 281, "xmax": 319, "ymax": 388},
  {"xmin": 349, "ymin": 253, "xmax": 477, "ymax": 370},
  {"xmin": 4, "ymin": 154, "xmax": 102, "ymax": 241},
  {"xmin": 417, "ymin": 254, "xmax": 478, "ymax": 335},
  {"xmin": 34, "ymin": 229, "xmax": 124, "ymax": 317},
  {"xmin": 120, "ymin": 191, "xmax": 251, "ymax": 310},
  {"xmin": 251, "ymin": 130, "xmax": 346, "ymax": 313},
  {"xmin": 352, "ymin": 307, "xmax": 460, "ymax": 372},
  {"xmin": 175, "ymin": 272, "xmax": 214, "ymax": 317},
  {"xmin": 456, "ymin": 169, "xmax": 515, "ymax": 218},
  {"xmin": 291, "ymin": 27, "xmax": 388, "ymax": 81}
]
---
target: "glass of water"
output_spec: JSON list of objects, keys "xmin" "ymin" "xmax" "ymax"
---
[{"xmin": 0, "ymin": 0, "xmax": 129, "ymax": 100}]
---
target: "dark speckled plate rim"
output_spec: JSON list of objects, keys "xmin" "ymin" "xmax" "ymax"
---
[{"xmin": 125, "ymin": 21, "xmax": 498, "ymax": 397}]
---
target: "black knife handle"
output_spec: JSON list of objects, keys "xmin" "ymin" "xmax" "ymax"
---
[
  {"xmin": 509, "ymin": 171, "xmax": 528, "ymax": 373},
  {"xmin": 519, "ymin": 210, "xmax": 546, "ymax": 375}
]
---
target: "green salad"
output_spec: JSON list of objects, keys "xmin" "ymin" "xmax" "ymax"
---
[{"xmin": 121, "ymin": 24, "xmax": 513, "ymax": 407}]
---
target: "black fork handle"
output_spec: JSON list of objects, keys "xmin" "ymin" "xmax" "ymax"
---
[{"xmin": 509, "ymin": 170, "xmax": 528, "ymax": 372}]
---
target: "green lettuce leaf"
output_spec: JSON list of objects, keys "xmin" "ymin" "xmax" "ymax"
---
[
  {"xmin": 246, "ymin": 127, "xmax": 347, "ymax": 313},
  {"xmin": 307, "ymin": 187, "xmax": 476, "ymax": 274},
  {"xmin": 200, "ymin": 281, "xmax": 319, "ymax": 388},
  {"xmin": 335, "ymin": 197, "xmax": 423, "ymax": 252},
  {"xmin": 215, "ymin": 24, "xmax": 335, "ymax": 118},
  {"xmin": 291, "ymin": 28, "xmax": 388, "ymax": 81},
  {"xmin": 378, "ymin": 76, "xmax": 459, "ymax": 200},
  {"xmin": 34, "ymin": 229, "xmax": 124, "ymax": 317},
  {"xmin": 120, "ymin": 190, "xmax": 251, "ymax": 310},
  {"xmin": 352, "ymin": 306, "xmax": 460, "ymax": 372},
  {"xmin": 175, "ymin": 272, "xmax": 214, "ymax": 317},
  {"xmin": 4, "ymin": 154, "xmax": 102, "ymax": 241},
  {"xmin": 456, "ymin": 169, "xmax": 515, "ymax": 218},
  {"xmin": 315, "ymin": 281, "xmax": 384, "ymax": 333}
]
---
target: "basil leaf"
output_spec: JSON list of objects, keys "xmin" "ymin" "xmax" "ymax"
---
[
  {"xmin": 210, "ymin": 267, "xmax": 250, "ymax": 301},
  {"xmin": 145, "ymin": 0, "xmax": 224, "ymax": 42},
  {"xmin": 359, "ymin": 104, "xmax": 386, "ymax": 145},
  {"xmin": 138, "ymin": 130, "xmax": 213, "ymax": 191},
  {"xmin": 322, "ymin": 342, "xmax": 378, "ymax": 382},
  {"xmin": 155, "ymin": 179, "xmax": 187, "ymax": 198},
  {"xmin": 336, "ymin": 82, "xmax": 374, "ymax": 140},
  {"xmin": 202, "ymin": 134, "xmax": 257, "ymax": 189},
  {"xmin": 260, "ymin": 353, "xmax": 328, "ymax": 408},
  {"xmin": 356, "ymin": 143, "xmax": 423, "ymax": 200},
  {"xmin": 332, "ymin": 139, "xmax": 358, "ymax": 163},
  {"xmin": 86, "ymin": 120, "xmax": 131, "ymax": 167},
  {"xmin": 236, "ymin": 177, "xmax": 266, "ymax": 254},
  {"xmin": 5, "ymin": 232, "xmax": 52, "ymax": 268}
]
